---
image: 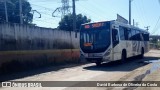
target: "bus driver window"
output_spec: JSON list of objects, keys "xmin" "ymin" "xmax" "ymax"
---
[{"xmin": 112, "ymin": 29, "xmax": 119, "ymax": 47}]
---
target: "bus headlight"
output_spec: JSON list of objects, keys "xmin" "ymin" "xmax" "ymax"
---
[{"xmin": 104, "ymin": 49, "xmax": 111, "ymax": 56}]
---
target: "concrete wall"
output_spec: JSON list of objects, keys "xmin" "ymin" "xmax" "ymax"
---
[
  {"xmin": 0, "ymin": 49, "xmax": 80, "ymax": 74},
  {"xmin": 0, "ymin": 22, "xmax": 81, "ymax": 74},
  {"xmin": 0, "ymin": 22, "xmax": 79, "ymax": 51}
]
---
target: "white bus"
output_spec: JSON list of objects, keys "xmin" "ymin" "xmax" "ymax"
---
[{"xmin": 80, "ymin": 20, "xmax": 149, "ymax": 66}]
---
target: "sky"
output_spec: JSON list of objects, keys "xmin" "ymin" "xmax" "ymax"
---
[{"xmin": 28, "ymin": 0, "xmax": 160, "ymax": 35}]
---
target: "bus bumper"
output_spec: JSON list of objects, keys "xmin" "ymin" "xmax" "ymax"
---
[
  {"xmin": 85, "ymin": 56, "xmax": 111, "ymax": 63},
  {"xmin": 86, "ymin": 58, "xmax": 103, "ymax": 63},
  {"xmin": 80, "ymin": 52, "xmax": 111, "ymax": 63}
]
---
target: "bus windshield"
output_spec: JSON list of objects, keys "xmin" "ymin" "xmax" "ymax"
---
[{"xmin": 80, "ymin": 23, "xmax": 110, "ymax": 53}]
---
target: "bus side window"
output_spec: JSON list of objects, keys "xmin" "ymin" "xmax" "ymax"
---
[
  {"xmin": 131, "ymin": 29, "xmax": 136, "ymax": 40},
  {"xmin": 112, "ymin": 29, "xmax": 119, "ymax": 47},
  {"xmin": 124, "ymin": 27, "xmax": 128, "ymax": 40},
  {"xmin": 143, "ymin": 33, "xmax": 149, "ymax": 41},
  {"xmin": 128, "ymin": 29, "xmax": 132, "ymax": 40},
  {"xmin": 136, "ymin": 30, "xmax": 142, "ymax": 41},
  {"xmin": 140, "ymin": 31, "xmax": 144, "ymax": 41},
  {"xmin": 119, "ymin": 26, "xmax": 125, "ymax": 40}
]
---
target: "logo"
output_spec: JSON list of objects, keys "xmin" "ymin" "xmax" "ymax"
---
[{"xmin": 2, "ymin": 82, "xmax": 11, "ymax": 87}]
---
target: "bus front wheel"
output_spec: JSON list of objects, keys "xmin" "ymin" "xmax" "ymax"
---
[
  {"xmin": 96, "ymin": 62, "xmax": 101, "ymax": 66},
  {"xmin": 121, "ymin": 50, "xmax": 126, "ymax": 63}
]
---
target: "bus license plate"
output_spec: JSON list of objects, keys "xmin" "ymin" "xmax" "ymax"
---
[{"xmin": 88, "ymin": 54, "xmax": 94, "ymax": 57}]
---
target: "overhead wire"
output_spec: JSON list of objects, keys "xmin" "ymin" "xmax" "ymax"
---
[
  {"xmin": 33, "ymin": 19, "xmax": 58, "ymax": 26},
  {"xmin": 77, "ymin": 2, "xmax": 107, "ymax": 20},
  {"xmin": 140, "ymin": 0, "xmax": 150, "ymax": 26},
  {"xmin": 29, "ymin": 3, "xmax": 61, "ymax": 27},
  {"xmin": 152, "ymin": 16, "xmax": 160, "ymax": 35},
  {"xmin": 31, "ymin": 4, "xmax": 54, "ymax": 11},
  {"xmin": 77, "ymin": 5, "xmax": 100, "ymax": 19},
  {"xmin": 133, "ymin": 2, "xmax": 145, "ymax": 27}
]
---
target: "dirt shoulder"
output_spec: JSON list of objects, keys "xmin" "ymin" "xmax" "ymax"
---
[{"xmin": 131, "ymin": 50, "xmax": 160, "ymax": 90}]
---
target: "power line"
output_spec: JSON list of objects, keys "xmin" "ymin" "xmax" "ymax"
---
[
  {"xmin": 31, "ymin": 4, "xmax": 54, "ymax": 11},
  {"xmin": 89, "ymin": 1, "xmax": 109, "ymax": 15},
  {"xmin": 38, "ymin": 11, "xmax": 52, "ymax": 16},
  {"xmin": 76, "ymin": 6, "xmax": 101, "ymax": 20},
  {"xmin": 33, "ymin": 19, "xmax": 58, "ymax": 25},
  {"xmin": 77, "ymin": 2, "xmax": 107, "ymax": 20},
  {"xmin": 52, "ymin": 0, "xmax": 71, "ymax": 18},
  {"xmin": 144, "ymin": 26, "xmax": 150, "ymax": 31},
  {"xmin": 133, "ymin": 2, "xmax": 145, "ymax": 27},
  {"xmin": 152, "ymin": 16, "xmax": 160, "ymax": 34},
  {"xmin": 141, "ymin": 0, "xmax": 150, "ymax": 25},
  {"xmin": 154, "ymin": 23, "xmax": 160, "ymax": 35}
]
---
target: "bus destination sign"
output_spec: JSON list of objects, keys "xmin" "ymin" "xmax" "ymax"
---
[{"xmin": 84, "ymin": 23, "xmax": 104, "ymax": 29}]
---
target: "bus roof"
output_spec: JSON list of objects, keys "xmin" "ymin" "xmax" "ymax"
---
[
  {"xmin": 81, "ymin": 20, "xmax": 149, "ymax": 33},
  {"xmin": 112, "ymin": 20, "xmax": 149, "ymax": 33},
  {"xmin": 81, "ymin": 20, "xmax": 113, "ymax": 25}
]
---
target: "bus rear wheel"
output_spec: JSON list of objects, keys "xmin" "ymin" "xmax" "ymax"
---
[{"xmin": 140, "ymin": 48, "xmax": 144, "ymax": 59}]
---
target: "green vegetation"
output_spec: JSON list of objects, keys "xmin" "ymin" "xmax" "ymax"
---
[
  {"xmin": 0, "ymin": 0, "xmax": 33, "ymax": 24},
  {"xmin": 150, "ymin": 39, "xmax": 160, "ymax": 49},
  {"xmin": 58, "ymin": 14, "xmax": 91, "ymax": 31}
]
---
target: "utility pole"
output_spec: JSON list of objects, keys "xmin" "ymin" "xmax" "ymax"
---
[
  {"xmin": 72, "ymin": 0, "xmax": 77, "ymax": 38},
  {"xmin": 19, "ymin": 0, "xmax": 23, "ymax": 24},
  {"xmin": 4, "ymin": 0, "xmax": 8, "ymax": 22},
  {"xmin": 129, "ymin": 0, "xmax": 133, "ymax": 25},
  {"xmin": 135, "ymin": 22, "xmax": 139, "ymax": 27},
  {"xmin": 145, "ymin": 26, "xmax": 150, "ymax": 31},
  {"xmin": 133, "ymin": 19, "xmax": 135, "ymax": 26}
]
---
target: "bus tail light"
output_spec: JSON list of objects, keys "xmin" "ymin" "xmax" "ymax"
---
[{"xmin": 84, "ymin": 43, "xmax": 92, "ymax": 47}]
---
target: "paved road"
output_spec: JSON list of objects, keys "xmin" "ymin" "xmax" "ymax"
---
[{"xmin": 0, "ymin": 50, "xmax": 160, "ymax": 90}]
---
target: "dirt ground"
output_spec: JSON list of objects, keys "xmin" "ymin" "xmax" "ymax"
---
[{"xmin": 0, "ymin": 50, "xmax": 160, "ymax": 90}]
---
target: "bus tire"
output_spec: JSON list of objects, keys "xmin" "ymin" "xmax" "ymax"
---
[
  {"xmin": 96, "ymin": 62, "xmax": 101, "ymax": 66},
  {"xmin": 140, "ymin": 48, "xmax": 144, "ymax": 59},
  {"xmin": 121, "ymin": 50, "xmax": 126, "ymax": 63}
]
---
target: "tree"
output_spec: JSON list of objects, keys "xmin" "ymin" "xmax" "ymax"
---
[
  {"xmin": 58, "ymin": 14, "xmax": 91, "ymax": 31},
  {"xmin": 0, "ymin": 0, "xmax": 33, "ymax": 24}
]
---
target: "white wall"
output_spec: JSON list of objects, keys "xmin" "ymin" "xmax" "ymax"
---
[{"xmin": 0, "ymin": 22, "xmax": 79, "ymax": 51}]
